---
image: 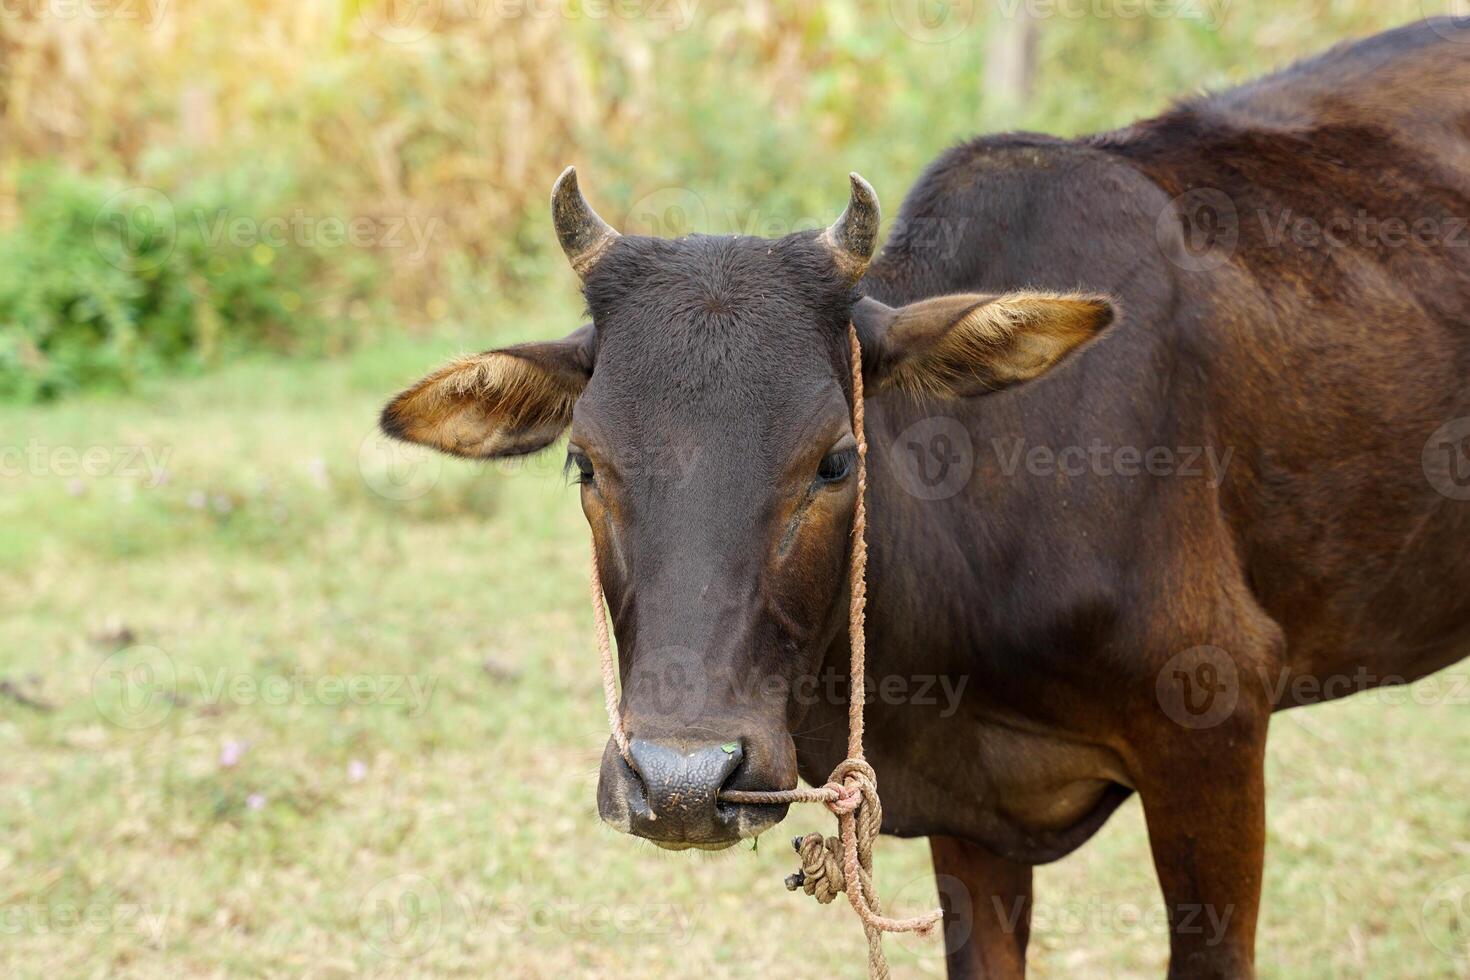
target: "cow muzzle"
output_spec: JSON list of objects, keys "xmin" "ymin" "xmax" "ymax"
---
[{"xmin": 596, "ymin": 736, "xmax": 789, "ymax": 849}]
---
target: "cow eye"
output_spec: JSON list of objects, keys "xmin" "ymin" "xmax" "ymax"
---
[
  {"xmin": 566, "ymin": 450, "xmax": 595, "ymax": 484},
  {"xmin": 817, "ymin": 449, "xmax": 856, "ymax": 484}
]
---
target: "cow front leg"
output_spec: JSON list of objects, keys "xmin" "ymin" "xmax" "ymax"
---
[
  {"xmin": 1133, "ymin": 705, "xmax": 1269, "ymax": 979},
  {"xmin": 929, "ymin": 835, "xmax": 1033, "ymax": 979}
]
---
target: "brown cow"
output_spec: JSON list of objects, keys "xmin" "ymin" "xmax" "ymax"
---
[{"xmin": 381, "ymin": 18, "xmax": 1470, "ymax": 978}]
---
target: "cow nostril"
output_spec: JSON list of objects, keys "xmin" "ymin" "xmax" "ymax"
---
[{"xmin": 715, "ymin": 740, "xmax": 745, "ymax": 793}]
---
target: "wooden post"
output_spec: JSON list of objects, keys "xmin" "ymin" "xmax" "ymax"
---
[{"xmin": 984, "ymin": 5, "xmax": 1040, "ymax": 111}]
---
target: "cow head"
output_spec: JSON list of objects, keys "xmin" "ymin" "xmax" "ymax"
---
[{"xmin": 381, "ymin": 169, "xmax": 1114, "ymax": 849}]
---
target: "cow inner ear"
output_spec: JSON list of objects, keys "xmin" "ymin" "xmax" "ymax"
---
[
  {"xmin": 380, "ymin": 324, "xmax": 595, "ymax": 459},
  {"xmin": 854, "ymin": 291, "xmax": 1115, "ymax": 397}
]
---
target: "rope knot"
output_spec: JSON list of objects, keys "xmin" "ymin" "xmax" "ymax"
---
[
  {"xmin": 823, "ymin": 757, "xmax": 877, "ymax": 816},
  {"xmin": 784, "ymin": 832, "xmax": 846, "ymax": 904}
]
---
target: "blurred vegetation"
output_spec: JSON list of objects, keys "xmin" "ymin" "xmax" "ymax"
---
[
  {"xmin": 0, "ymin": 0, "xmax": 1441, "ymax": 400},
  {"xmin": 0, "ymin": 165, "xmax": 374, "ymax": 400}
]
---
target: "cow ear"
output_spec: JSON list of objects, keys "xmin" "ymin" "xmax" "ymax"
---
[
  {"xmin": 853, "ymin": 292, "xmax": 1115, "ymax": 397},
  {"xmin": 380, "ymin": 324, "xmax": 594, "ymax": 458}
]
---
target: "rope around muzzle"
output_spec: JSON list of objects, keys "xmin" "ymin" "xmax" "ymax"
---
[{"xmin": 588, "ymin": 322, "xmax": 943, "ymax": 978}]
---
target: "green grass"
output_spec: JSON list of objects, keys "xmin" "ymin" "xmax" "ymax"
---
[{"xmin": 1, "ymin": 310, "xmax": 1466, "ymax": 978}]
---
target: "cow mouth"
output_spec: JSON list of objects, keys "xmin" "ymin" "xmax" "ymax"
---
[
  {"xmin": 639, "ymin": 798, "xmax": 786, "ymax": 850},
  {"xmin": 611, "ymin": 798, "xmax": 789, "ymax": 848},
  {"xmin": 651, "ymin": 839, "xmax": 740, "ymax": 852}
]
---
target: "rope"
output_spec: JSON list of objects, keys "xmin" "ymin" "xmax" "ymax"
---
[
  {"xmin": 589, "ymin": 547, "xmax": 629, "ymax": 763},
  {"xmin": 589, "ymin": 323, "xmax": 943, "ymax": 978}
]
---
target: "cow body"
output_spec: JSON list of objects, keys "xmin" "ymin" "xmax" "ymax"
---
[
  {"xmin": 803, "ymin": 17, "xmax": 1470, "ymax": 974},
  {"xmin": 382, "ymin": 19, "xmax": 1470, "ymax": 978}
]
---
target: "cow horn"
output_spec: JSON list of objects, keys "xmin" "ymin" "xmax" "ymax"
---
[
  {"xmin": 551, "ymin": 166, "xmax": 619, "ymax": 280},
  {"xmin": 821, "ymin": 172, "xmax": 881, "ymax": 280}
]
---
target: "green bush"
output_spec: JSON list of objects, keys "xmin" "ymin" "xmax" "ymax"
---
[{"xmin": 0, "ymin": 166, "xmax": 378, "ymax": 402}]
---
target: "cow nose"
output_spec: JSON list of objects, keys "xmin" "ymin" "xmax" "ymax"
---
[
  {"xmin": 597, "ymin": 735, "xmax": 788, "ymax": 849},
  {"xmin": 626, "ymin": 737, "xmax": 744, "ymax": 822},
  {"xmin": 598, "ymin": 734, "xmax": 794, "ymax": 848}
]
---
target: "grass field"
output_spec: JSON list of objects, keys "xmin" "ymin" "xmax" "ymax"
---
[{"xmin": 1, "ymin": 295, "xmax": 1467, "ymax": 979}]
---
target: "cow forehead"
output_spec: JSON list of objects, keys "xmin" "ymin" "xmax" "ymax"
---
[
  {"xmin": 575, "ymin": 341, "xmax": 846, "ymax": 461},
  {"xmin": 576, "ymin": 233, "xmax": 855, "ymax": 435},
  {"xmin": 583, "ymin": 233, "xmax": 854, "ymax": 340}
]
